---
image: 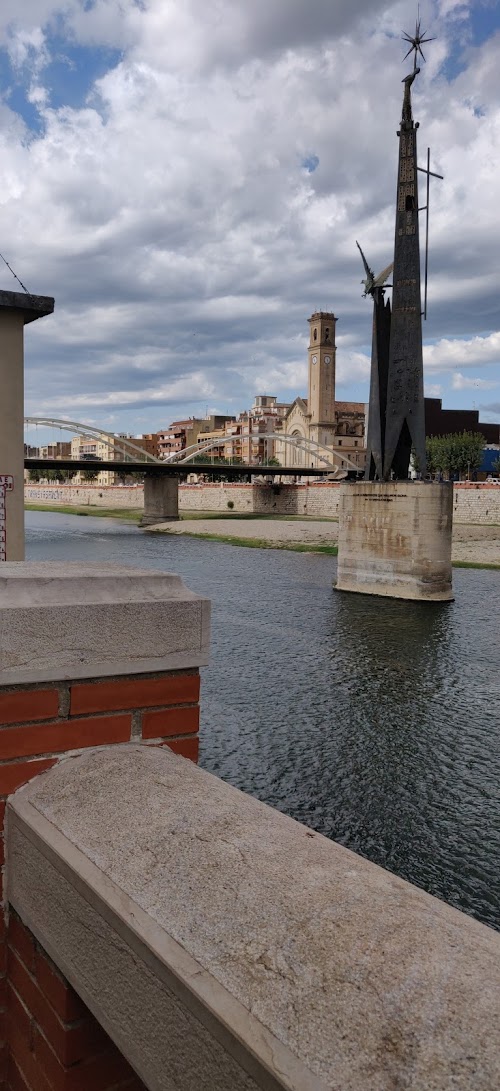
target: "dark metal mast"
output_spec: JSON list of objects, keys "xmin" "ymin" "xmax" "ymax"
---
[{"xmin": 382, "ymin": 17, "xmax": 434, "ymax": 480}]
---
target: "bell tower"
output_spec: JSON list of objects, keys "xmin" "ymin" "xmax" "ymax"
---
[{"xmin": 307, "ymin": 312, "xmax": 336, "ymax": 432}]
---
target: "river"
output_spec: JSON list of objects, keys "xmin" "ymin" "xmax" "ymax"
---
[{"xmin": 26, "ymin": 510, "xmax": 500, "ymax": 931}]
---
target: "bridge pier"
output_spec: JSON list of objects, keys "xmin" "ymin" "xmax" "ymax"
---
[
  {"xmin": 0, "ymin": 291, "xmax": 54, "ymax": 560},
  {"xmin": 141, "ymin": 472, "xmax": 179, "ymax": 525}
]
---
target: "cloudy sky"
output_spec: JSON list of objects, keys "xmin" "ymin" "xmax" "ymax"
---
[{"xmin": 1, "ymin": 0, "xmax": 499, "ymax": 440}]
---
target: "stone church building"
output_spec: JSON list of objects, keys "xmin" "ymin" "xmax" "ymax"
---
[{"xmin": 275, "ymin": 312, "xmax": 366, "ymax": 471}]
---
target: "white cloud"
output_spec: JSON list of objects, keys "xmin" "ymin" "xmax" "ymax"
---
[
  {"xmin": 425, "ymin": 383, "xmax": 443, "ymax": 398},
  {"xmin": 424, "ymin": 332, "xmax": 500, "ymax": 372},
  {"xmin": 452, "ymin": 371, "xmax": 499, "ymax": 390},
  {"xmin": 0, "ymin": 0, "xmax": 496, "ymax": 434}
]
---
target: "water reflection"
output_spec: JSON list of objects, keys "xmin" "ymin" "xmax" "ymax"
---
[{"xmin": 25, "ymin": 511, "xmax": 500, "ymax": 930}]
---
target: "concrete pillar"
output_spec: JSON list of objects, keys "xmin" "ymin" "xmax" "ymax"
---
[
  {"xmin": 336, "ymin": 480, "xmax": 453, "ymax": 601},
  {"xmin": 141, "ymin": 472, "xmax": 179, "ymax": 526},
  {"xmin": 0, "ymin": 291, "xmax": 54, "ymax": 561}
]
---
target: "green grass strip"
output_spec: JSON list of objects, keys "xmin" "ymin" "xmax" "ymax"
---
[
  {"xmin": 162, "ymin": 530, "xmax": 338, "ymax": 554},
  {"xmin": 452, "ymin": 560, "xmax": 500, "ymax": 570},
  {"xmin": 25, "ymin": 504, "xmax": 142, "ymax": 522}
]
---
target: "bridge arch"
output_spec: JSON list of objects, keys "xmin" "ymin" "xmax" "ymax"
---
[
  {"xmin": 24, "ymin": 418, "xmax": 163, "ymax": 463},
  {"xmin": 166, "ymin": 432, "xmax": 358, "ymax": 472}
]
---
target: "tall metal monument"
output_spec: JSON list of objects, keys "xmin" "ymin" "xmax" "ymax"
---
[
  {"xmin": 337, "ymin": 21, "xmax": 453, "ymax": 602},
  {"xmin": 363, "ymin": 18, "xmax": 435, "ymax": 481}
]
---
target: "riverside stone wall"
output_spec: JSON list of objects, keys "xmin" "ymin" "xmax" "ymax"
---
[
  {"xmin": 180, "ymin": 483, "xmax": 341, "ymax": 516},
  {"xmin": 453, "ymin": 483, "xmax": 500, "ymax": 524},
  {"xmin": 25, "ymin": 484, "xmax": 143, "ymax": 508},
  {"xmin": 25, "ymin": 481, "xmax": 500, "ymax": 523}
]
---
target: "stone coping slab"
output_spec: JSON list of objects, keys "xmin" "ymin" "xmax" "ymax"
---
[
  {"xmin": 0, "ymin": 288, "xmax": 54, "ymax": 323},
  {"xmin": 6, "ymin": 745, "xmax": 500, "ymax": 1091},
  {"xmin": 0, "ymin": 562, "xmax": 210, "ymax": 683}
]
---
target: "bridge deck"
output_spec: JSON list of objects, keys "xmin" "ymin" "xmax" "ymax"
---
[{"xmin": 25, "ymin": 459, "xmax": 336, "ymax": 478}]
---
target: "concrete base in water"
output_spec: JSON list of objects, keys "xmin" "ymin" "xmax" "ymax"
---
[
  {"xmin": 140, "ymin": 473, "xmax": 179, "ymax": 526},
  {"xmin": 336, "ymin": 480, "xmax": 454, "ymax": 601}
]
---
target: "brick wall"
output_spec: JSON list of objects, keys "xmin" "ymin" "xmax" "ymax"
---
[
  {"xmin": 6, "ymin": 909, "xmax": 147, "ymax": 1090},
  {"xmin": 0, "ymin": 669, "xmax": 200, "ymax": 1088},
  {"xmin": 25, "ymin": 481, "xmax": 500, "ymax": 523},
  {"xmin": 453, "ymin": 483, "xmax": 500, "ymax": 525},
  {"xmin": 178, "ymin": 483, "xmax": 341, "ymax": 516}
]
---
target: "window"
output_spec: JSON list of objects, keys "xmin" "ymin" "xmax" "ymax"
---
[
  {"xmin": 313, "ymin": 329, "xmax": 317, "ymax": 341},
  {"xmin": 325, "ymin": 328, "xmax": 330, "ymax": 342},
  {"xmin": 405, "ymin": 194, "xmax": 415, "ymax": 211},
  {"xmin": 338, "ymin": 440, "xmax": 342, "ymax": 446}
]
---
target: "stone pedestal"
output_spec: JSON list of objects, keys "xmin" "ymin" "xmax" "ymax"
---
[
  {"xmin": 141, "ymin": 473, "xmax": 179, "ymax": 526},
  {"xmin": 0, "ymin": 290, "xmax": 54, "ymax": 560},
  {"xmin": 336, "ymin": 480, "xmax": 453, "ymax": 601}
]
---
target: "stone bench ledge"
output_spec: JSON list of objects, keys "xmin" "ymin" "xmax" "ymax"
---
[{"xmin": 6, "ymin": 745, "xmax": 500, "ymax": 1090}]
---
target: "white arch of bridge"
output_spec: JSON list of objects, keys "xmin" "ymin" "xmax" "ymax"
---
[
  {"xmin": 24, "ymin": 418, "xmax": 163, "ymax": 463},
  {"xmin": 166, "ymin": 432, "xmax": 358, "ymax": 473}
]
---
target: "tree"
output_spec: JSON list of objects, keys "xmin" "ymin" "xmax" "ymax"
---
[
  {"xmin": 491, "ymin": 456, "xmax": 500, "ymax": 476},
  {"xmin": 83, "ymin": 469, "xmax": 98, "ymax": 482},
  {"xmin": 424, "ymin": 432, "xmax": 485, "ymax": 479}
]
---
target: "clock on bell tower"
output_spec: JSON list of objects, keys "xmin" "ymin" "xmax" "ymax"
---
[{"xmin": 307, "ymin": 311, "xmax": 336, "ymax": 428}]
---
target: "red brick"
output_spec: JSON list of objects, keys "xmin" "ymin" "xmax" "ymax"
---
[
  {"xmin": 70, "ymin": 673, "xmax": 199, "ymax": 716},
  {"xmin": 6, "ymin": 1055, "xmax": 37, "ymax": 1091},
  {"xmin": 8, "ymin": 949, "xmax": 107, "ymax": 1068},
  {"xmin": 7, "ymin": 987, "xmax": 51, "ymax": 1091},
  {"xmin": 9, "ymin": 1047, "xmax": 52, "ymax": 1091},
  {"xmin": 0, "ymin": 692, "xmax": 59, "ymax": 729},
  {"xmin": 34, "ymin": 1026, "xmax": 135, "ymax": 1091},
  {"xmin": 0, "ymin": 1040, "xmax": 7, "ymax": 1083},
  {"xmin": 0, "ymin": 715, "xmax": 131, "ymax": 764},
  {"xmin": 7, "ymin": 1055, "xmax": 31, "ymax": 1091},
  {"xmin": 164, "ymin": 737, "xmax": 199, "ymax": 763},
  {"xmin": 0, "ymin": 803, "xmax": 5, "ymax": 830},
  {"xmin": 34, "ymin": 952, "xmax": 86, "ymax": 1024},
  {"xmin": 141, "ymin": 706, "xmax": 199, "ymax": 740},
  {"xmin": 0, "ymin": 760, "xmax": 56, "ymax": 798},
  {"xmin": 8, "ymin": 916, "xmax": 35, "ymax": 975}
]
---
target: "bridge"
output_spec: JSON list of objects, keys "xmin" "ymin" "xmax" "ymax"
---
[
  {"xmin": 24, "ymin": 418, "xmax": 359, "ymax": 524},
  {"xmin": 24, "ymin": 457, "xmax": 334, "ymax": 478},
  {"xmin": 24, "ymin": 418, "xmax": 357, "ymax": 473}
]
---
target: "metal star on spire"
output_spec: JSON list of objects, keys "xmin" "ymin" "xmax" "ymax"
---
[{"xmin": 402, "ymin": 14, "xmax": 435, "ymax": 71}]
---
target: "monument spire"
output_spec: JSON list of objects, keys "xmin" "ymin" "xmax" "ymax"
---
[
  {"xmin": 382, "ymin": 22, "xmax": 432, "ymax": 480},
  {"xmin": 337, "ymin": 21, "xmax": 453, "ymax": 603}
]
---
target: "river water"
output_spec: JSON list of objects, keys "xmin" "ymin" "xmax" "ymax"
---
[{"xmin": 26, "ymin": 510, "xmax": 500, "ymax": 931}]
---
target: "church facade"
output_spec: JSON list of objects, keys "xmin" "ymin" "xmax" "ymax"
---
[{"xmin": 275, "ymin": 312, "xmax": 366, "ymax": 472}]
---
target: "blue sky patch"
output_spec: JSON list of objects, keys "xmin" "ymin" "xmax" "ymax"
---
[
  {"xmin": 0, "ymin": 38, "xmax": 122, "ymax": 131},
  {"xmin": 302, "ymin": 154, "xmax": 319, "ymax": 174},
  {"xmin": 469, "ymin": 2, "xmax": 500, "ymax": 48},
  {"xmin": 43, "ymin": 41, "xmax": 122, "ymax": 111}
]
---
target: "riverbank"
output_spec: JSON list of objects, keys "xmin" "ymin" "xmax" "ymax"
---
[
  {"xmin": 149, "ymin": 516, "xmax": 500, "ymax": 567},
  {"xmin": 25, "ymin": 503, "xmax": 143, "ymax": 521},
  {"xmin": 24, "ymin": 504, "xmax": 500, "ymax": 566}
]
